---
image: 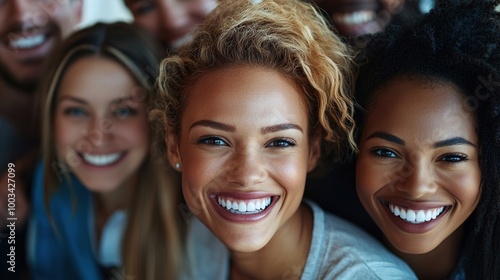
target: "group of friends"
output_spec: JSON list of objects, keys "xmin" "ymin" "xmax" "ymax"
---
[{"xmin": 1, "ymin": 0, "xmax": 499, "ymax": 279}]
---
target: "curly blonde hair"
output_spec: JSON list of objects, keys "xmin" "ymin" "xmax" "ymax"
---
[{"xmin": 153, "ymin": 0, "xmax": 357, "ymax": 165}]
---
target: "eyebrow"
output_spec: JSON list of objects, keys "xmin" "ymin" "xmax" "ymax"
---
[
  {"xmin": 433, "ymin": 137, "xmax": 476, "ymax": 148},
  {"xmin": 110, "ymin": 97, "xmax": 136, "ymax": 105},
  {"xmin": 190, "ymin": 120, "xmax": 236, "ymax": 132},
  {"xmin": 367, "ymin": 131, "xmax": 405, "ymax": 145},
  {"xmin": 261, "ymin": 123, "xmax": 303, "ymax": 134},
  {"xmin": 367, "ymin": 131, "xmax": 476, "ymax": 148},
  {"xmin": 57, "ymin": 96, "xmax": 86, "ymax": 104},
  {"xmin": 57, "ymin": 96, "xmax": 136, "ymax": 105},
  {"xmin": 189, "ymin": 120, "xmax": 303, "ymax": 134}
]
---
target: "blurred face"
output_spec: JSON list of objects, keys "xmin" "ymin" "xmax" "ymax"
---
[
  {"xmin": 313, "ymin": 0, "xmax": 403, "ymax": 37},
  {"xmin": 54, "ymin": 57, "xmax": 149, "ymax": 194},
  {"xmin": 356, "ymin": 79, "xmax": 481, "ymax": 254},
  {"xmin": 125, "ymin": 0, "xmax": 217, "ymax": 49},
  {"xmin": 167, "ymin": 66, "xmax": 320, "ymax": 252},
  {"xmin": 0, "ymin": 0, "xmax": 82, "ymax": 90}
]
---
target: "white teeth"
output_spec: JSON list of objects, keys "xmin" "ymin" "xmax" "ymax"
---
[
  {"xmin": 247, "ymin": 202, "xmax": 256, "ymax": 211},
  {"xmin": 83, "ymin": 153, "xmax": 122, "ymax": 166},
  {"xmin": 217, "ymin": 196, "xmax": 273, "ymax": 214},
  {"xmin": 389, "ymin": 203, "xmax": 445, "ymax": 224},
  {"xmin": 332, "ymin": 10, "xmax": 376, "ymax": 25},
  {"xmin": 9, "ymin": 34, "xmax": 45, "ymax": 49}
]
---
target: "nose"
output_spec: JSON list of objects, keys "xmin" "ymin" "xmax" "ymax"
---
[
  {"xmin": 9, "ymin": 0, "xmax": 36, "ymax": 26},
  {"xmin": 393, "ymin": 161, "xmax": 437, "ymax": 198},
  {"xmin": 226, "ymin": 148, "xmax": 267, "ymax": 187},
  {"xmin": 84, "ymin": 116, "xmax": 112, "ymax": 148},
  {"xmin": 157, "ymin": 0, "xmax": 190, "ymax": 33}
]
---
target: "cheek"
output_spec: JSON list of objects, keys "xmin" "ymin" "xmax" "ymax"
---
[
  {"xmin": 355, "ymin": 154, "xmax": 388, "ymax": 199},
  {"xmin": 274, "ymin": 156, "xmax": 308, "ymax": 191},
  {"xmin": 54, "ymin": 117, "xmax": 81, "ymax": 148},
  {"xmin": 448, "ymin": 169, "xmax": 482, "ymax": 209}
]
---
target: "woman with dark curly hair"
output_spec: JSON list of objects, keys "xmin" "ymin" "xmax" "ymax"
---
[{"xmin": 355, "ymin": 0, "xmax": 500, "ymax": 279}]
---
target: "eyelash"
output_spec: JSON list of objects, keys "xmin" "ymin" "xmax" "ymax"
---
[
  {"xmin": 371, "ymin": 148, "xmax": 399, "ymax": 159},
  {"xmin": 438, "ymin": 153, "xmax": 469, "ymax": 163},
  {"xmin": 371, "ymin": 148, "xmax": 469, "ymax": 165},
  {"xmin": 113, "ymin": 107, "xmax": 137, "ymax": 119},
  {"xmin": 266, "ymin": 138, "xmax": 296, "ymax": 148},
  {"xmin": 197, "ymin": 136, "xmax": 228, "ymax": 146},
  {"xmin": 196, "ymin": 137, "xmax": 297, "ymax": 148},
  {"xmin": 63, "ymin": 107, "xmax": 88, "ymax": 117}
]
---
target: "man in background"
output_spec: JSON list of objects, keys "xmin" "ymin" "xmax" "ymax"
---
[
  {"xmin": 124, "ymin": 0, "xmax": 217, "ymax": 51},
  {"xmin": 0, "ymin": 1, "xmax": 83, "ymax": 279}
]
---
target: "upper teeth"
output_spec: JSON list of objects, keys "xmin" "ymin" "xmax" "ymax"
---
[
  {"xmin": 83, "ymin": 153, "xmax": 122, "ymax": 166},
  {"xmin": 9, "ymin": 34, "xmax": 45, "ymax": 49},
  {"xmin": 217, "ymin": 196, "xmax": 272, "ymax": 214},
  {"xmin": 332, "ymin": 11, "xmax": 376, "ymax": 25},
  {"xmin": 389, "ymin": 203, "xmax": 445, "ymax": 224}
]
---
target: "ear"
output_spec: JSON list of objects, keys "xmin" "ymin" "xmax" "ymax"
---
[
  {"xmin": 307, "ymin": 132, "xmax": 322, "ymax": 172},
  {"xmin": 166, "ymin": 132, "xmax": 182, "ymax": 171}
]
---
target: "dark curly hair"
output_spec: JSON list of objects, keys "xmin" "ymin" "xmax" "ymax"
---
[{"xmin": 355, "ymin": 0, "xmax": 500, "ymax": 278}]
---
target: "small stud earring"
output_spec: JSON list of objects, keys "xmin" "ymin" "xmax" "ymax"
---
[{"xmin": 175, "ymin": 163, "xmax": 180, "ymax": 169}]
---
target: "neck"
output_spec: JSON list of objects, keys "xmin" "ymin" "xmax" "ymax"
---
[
  {"xmin": 93, "ymin": 173, "xmax": 139, "ymax": 241},
  {"xmin": 229, "ymin": 203, "xmax": 313, "ymax": 280},
  {"xmin": 0, "ymin": 77, "xmax": 37, "ymax": 138},
  {"xmin": 388, "ymin": 226, "xmax": 464, "ymax": 280}
]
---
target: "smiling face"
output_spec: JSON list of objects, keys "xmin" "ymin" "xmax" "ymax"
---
[
  {"xmin": 54, "ymin": 56, "xmax": 149, "ymax": 194},
  {"xmin": 0, "ymin": 0, "xmax": 82, "ymax": 89},
  {"xmin": 167, "ymin": 65, "xmax": 320, "ymax": 253},
  {"xmin": 356, "ymin": 78, "xmax": 481, "ymax": 254},
  {"xmin": 314, "ymin": 0, "xmax": 403, "ymax": 37},
  {"xmin": 125, "ymin": 0, "xmax": 217, "ymax": 49}
]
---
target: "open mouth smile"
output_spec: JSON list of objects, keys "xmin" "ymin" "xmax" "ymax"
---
[
  {"xmin": 81, "ymin": 152, "xmax": 125, "ymax": 167},
  {"xmin": 388, "ymin": 202, "xmax": 448, "ymax": 224},
  {"xmin": 332, "ymin": 10, "xmax": 377, "ymax": 26},
  {"xmin": 217, "ymin": 195, "xmax": 272, "ymax": 215}
]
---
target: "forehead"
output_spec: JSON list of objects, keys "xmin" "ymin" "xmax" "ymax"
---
[
  {"xmin": 57, "ymin": 57, "xmax": 139, "ymax": 103},
  {"xmin": 182, "ymin": 65, "xmax": 309, "ymax": 127},
  {"xmin": 364, "ymin": 78, "xmax": 477, "ymax": 143}
]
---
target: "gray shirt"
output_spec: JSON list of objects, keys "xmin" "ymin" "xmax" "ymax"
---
[{"xmin": 182, "ymin": 200, "xmax": 417, "ymax": 280}]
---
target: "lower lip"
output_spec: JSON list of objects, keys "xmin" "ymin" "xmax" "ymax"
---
[
  {"xmin": 211, "ymin": 196, "xmax": 278, "ymax": 223},
  {"xmin": 79, "ymin": 153, "xmax": 127, "ymax": 170},
  {"xmin": 383, "ymin": 204, "xmax": 449, "ymax": 234}
]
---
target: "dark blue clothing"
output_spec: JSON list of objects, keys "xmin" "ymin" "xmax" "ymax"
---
[{"xmin": 27, "ymin": 163, "xmax": 104, "ymax": 280}]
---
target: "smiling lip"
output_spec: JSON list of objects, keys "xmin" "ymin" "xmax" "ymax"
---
[
  {"xmin": 2, "ymin": 27, "xmax": 55, "ymax": 60},
  {"xmin": 210, "ymin": 192, "xmax": 279, "ymax": 222},
  {"xmin": 79, "ymin": 152, "xmax": 126, "ymax": 168},
  {"xmin": 382, "ymin": 200, "xmax": 450, "ymax": 234}
]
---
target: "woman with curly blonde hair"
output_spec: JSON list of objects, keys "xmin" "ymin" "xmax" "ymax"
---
[{"xmin": 152, "ymin": 0, "xmax": 416, "ymax": 278}]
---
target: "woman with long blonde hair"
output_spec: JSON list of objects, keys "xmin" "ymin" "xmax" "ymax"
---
[{"xmin": 28, "ymin": 22, "xmax": 183, "ymax": 280}]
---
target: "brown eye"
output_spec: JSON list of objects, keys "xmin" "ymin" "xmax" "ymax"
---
[
  {"xmin": 438, "ymin": 153, "xmax": 468, "ymax": 163},
  {"xmin": 197, "ymin": 136, "xmax": 228, "ymax": 146},
  {"xmin": 266, "ymin": 138, "xmax": 296, "ymax": 148},
  {"xmin": 371, "ymin": 148, "xmax": 399, "ymax": 158}
]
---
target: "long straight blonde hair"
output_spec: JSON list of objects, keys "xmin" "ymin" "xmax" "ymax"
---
[{"xmin": 38, "ymin": 22, "xmax": 183, "ymax": 279}]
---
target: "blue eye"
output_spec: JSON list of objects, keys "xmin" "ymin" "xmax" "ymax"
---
[
  {"xmin": 114, "ymin": 107, "xmax": 136, "ymax": 119},
  {"xmin": 64, "ymin": 107, "xmax": 87, "ymax": 117},
  {"xmin": 371, "ymin": 148, "xmax": 399, "ymax": 158},
  {"xmin": 439, "ymin": 153, "xmax": 468, "ymax": 163},
  {"xmin": 197, "ymin": 136, "xmax": 228, "ymax": 146},
  {"xmin": 266, "ymin": 138, "xmax": 296, "ymax": 148}
]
